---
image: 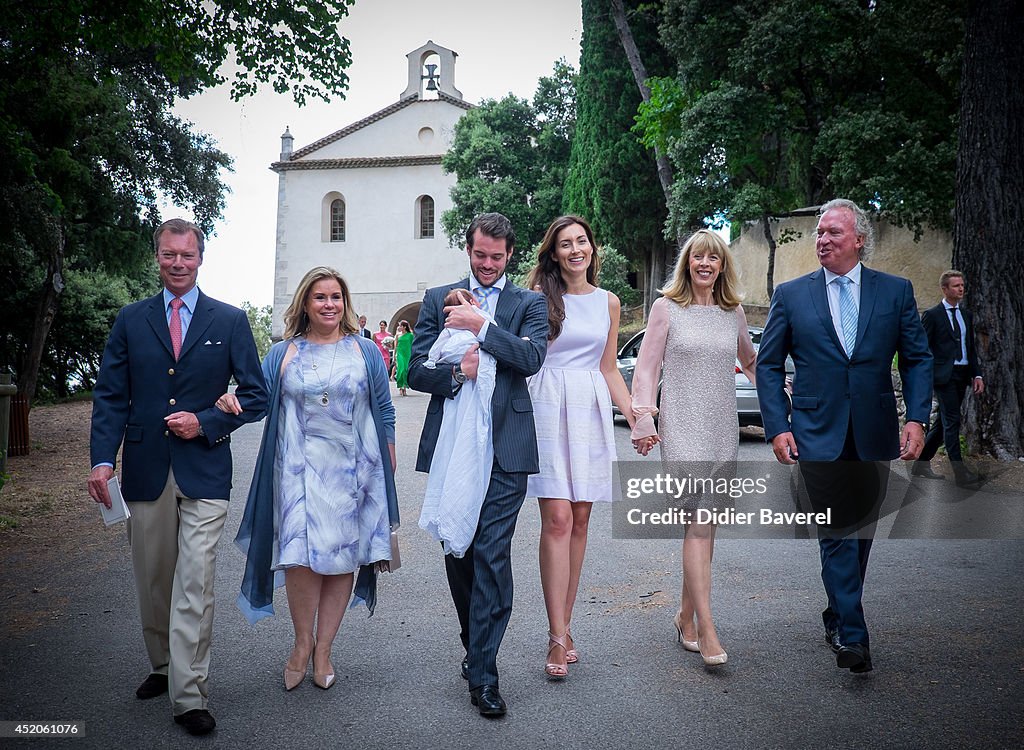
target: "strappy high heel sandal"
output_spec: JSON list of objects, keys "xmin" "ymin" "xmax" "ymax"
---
[
  {"xmin": 673, "ymin": 612, "xmax": 700, "ymax": 653},
  {"xmin": 545, "ymin": 632, "xmax": 569, "ymax": 680},
  {"xmin": 565, "ymin": 628, "xmax": 579, "ymax": 664}
]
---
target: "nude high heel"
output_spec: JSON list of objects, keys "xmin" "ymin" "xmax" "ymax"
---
[
  {"xmin": 284, "ymin": 643, "xmax": 313, "ymax": 690},
  {"xmin": 698, "ymin": 638, "xmax": 728, "ymax": 667},
  {"xmin": 545, "ymin": 632, "xmax": 569, "ymax": 680},
  {"xmin": 565, "ymin": 628, "xmax": 579, "ymax": 664},
  {"xmin": 312, "ymin": 644, "xmax": 335, "ymax": 689},
  {"xmin": 673, "ymin": 612, "xmax": 700, "ymax": 653}
]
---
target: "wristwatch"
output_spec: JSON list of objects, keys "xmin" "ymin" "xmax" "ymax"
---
[{"xmin": 452, "ymin": 364, "xmax": 467, "ymax": 385}]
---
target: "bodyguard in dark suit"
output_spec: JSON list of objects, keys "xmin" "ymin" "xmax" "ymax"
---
[
  {"xmin": 408, "ymin": 213, "xmax": 548, "ymax": 716},
  {"xmin": 87, "ymin": 219, "xmax": 267, "ymax": 735},
  {"xmin": 913, "ymin": 271, "xmax": 984, "ymax": 486},
  {"xmin": 757, "ymin": 199, "xmax": 933, "ymax": 674},
  {"xmin": 358, "ymin": 314, "xmax": 372, "ymax": 339}
]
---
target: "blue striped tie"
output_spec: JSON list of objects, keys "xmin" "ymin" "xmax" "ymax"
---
[
  {"xmin": 473, "ymin": 286, "xmax": 497, "ymax": 314},
  {"xmin": 834, "ymin": 275, "xmax": 857, "ymax": 356}
]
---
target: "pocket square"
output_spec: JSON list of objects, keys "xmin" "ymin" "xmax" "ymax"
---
[{"xmin": 203, "ymin": 340, "xmax": 223, "ymax": 345}]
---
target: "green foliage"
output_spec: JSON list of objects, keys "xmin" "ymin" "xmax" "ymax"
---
[
  {"xmin": 242, "ymin": 302, "xmax": 273, "ymax": 360},
  {"xmin": 598, "ymin": 245, "xmax": 641, "ymax": 307},
  {"xmin": 564, "ymin": 0, "xmax": 671, "ymax": 259},
  {"xmin": 441, "ymin": 61, "xmax": 577, "ymax": 279},
  {"xmin": 645, "ymin": 0, "xmax": 962, "ymax": 236},
  {"xmin": 0, "ymin": 0, "xmax": 357, "ymax": 399}
]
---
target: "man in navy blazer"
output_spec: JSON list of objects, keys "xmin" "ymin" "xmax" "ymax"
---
[
  {"xmin": 87, "ymin": 219, "xmax": 267, "ymax": 735},
  {"xmin": 913, "ymin": 270, "xmax": 984, "ymax": 487},
  {"xmin": 756, "ymin": 199, "xmax": 933, "ymax": 674},
  {"xmin": 409, "ymin": 212, "xmax": 548, "ymax": 717}
]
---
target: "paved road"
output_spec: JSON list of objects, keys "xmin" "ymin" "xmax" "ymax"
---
[{"xmin": 2, "ymin": 387, "xmax": 1021, "ymax": 749}]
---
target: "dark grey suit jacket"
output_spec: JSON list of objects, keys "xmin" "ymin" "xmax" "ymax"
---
[{"xmin": 408, "ymin": 278, "xmax": 548, "ymax": 474}]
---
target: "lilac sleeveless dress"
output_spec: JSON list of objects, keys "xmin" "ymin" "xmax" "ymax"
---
[{"xmin": 527, "ymin": 289, "xmax": 616, "ymax": 502}]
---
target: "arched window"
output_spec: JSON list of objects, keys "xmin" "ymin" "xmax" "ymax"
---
[
  {"xmin": 417, "ymin": 195, "xmax": 434, "ymax": 239},
  {"xmin": 330, "ymin": 198, "xmax": 346, "ymax": 242}
]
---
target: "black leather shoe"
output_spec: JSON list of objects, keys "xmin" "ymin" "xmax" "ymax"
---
[
  {"xmin": 174, "ymin": 709, "xmax": 216, "ymax": 736},
  {"xmin": 953, "ymin": 466, "xmax": 983, "ymax": 488},
  {"xmin": 824, "ymin": 626, "xmax": 841, "ymax": 654},
  {"xmin": 470, "ymin": 685, "xmax": 507, "ymax": 717},
  {"xmin": 135, "ymin": 673, "xmax": 168, "ymax": 700},
  {"xmin": 460, "ymin": 656, "xmax": 469, "ymax": 681},
  {"xmin": 911, "ymin": 461, "xmax": 944, "ymax": 480},
  {"xmin": 836, "ymin": 643, "xmax": 872, "ymax": 673}
]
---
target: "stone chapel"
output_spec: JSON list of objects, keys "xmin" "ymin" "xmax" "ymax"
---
[{"xmin": 270, "ymin": 41, "xmax": 472, "ymax": 338}]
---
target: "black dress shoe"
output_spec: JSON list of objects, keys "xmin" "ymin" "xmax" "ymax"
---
[
  {"xmin": 460, "ymin": 656, "xmax": 469, "ymax": 681},
  {"xmin": 174, "ymin": 709, "xmax": 216, "ymax": 736},
  {"xmin": 824, "ymin": 626, "xmax": 841, "ymax": 654},
  {"xmin": 470, "ymin": 685, "xmax": 507, "ymax": 717},
  {"xmin": 836, "ymin": 643, "xmax": 872, "ymax": 673},
  {"xmin": 953, "ymin": 467, "xmax": 983, "ymax": 488},
  {"xmin": 911, "ymin": 461, "xmax": 944, "ymax": 480},
  {"xmin": 135, "ymin": 673, "xmax": 168, "ymax": 700}
]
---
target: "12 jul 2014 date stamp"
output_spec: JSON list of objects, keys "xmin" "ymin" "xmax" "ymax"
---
[{"xmin": 0, "ymin": 721, "xmax": 85, "ymax": 738}]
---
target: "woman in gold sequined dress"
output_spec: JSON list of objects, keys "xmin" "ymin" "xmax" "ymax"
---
[{"xmin": 630, "ymin": 230, "xmax": 757, "ymax": 667}]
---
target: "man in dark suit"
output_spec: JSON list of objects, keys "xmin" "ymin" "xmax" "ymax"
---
[
  {"xmin": 408, "ymin": 212, "xmax": 547, "ymax": 717},
  {"xmin": 358, "ymin": 314, "xmax": 372, "ymax": 339},
  {"xmin": 757, "ymin": 199, "xmax": 933, "ymax": 674},
  {"xmin": 87, "ymin": 219, "xmax": 268, "ymax": 735},
  {"xmin": 913, "ymin": 270, "xmax": 984, "ymax": 487}
]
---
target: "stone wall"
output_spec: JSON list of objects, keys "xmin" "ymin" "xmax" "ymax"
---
[{"xmin": 730, "ymin": 214, "xmax": 954, "ymax": 310}]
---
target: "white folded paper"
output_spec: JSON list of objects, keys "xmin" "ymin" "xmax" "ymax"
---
[{"xmin": 99, "ymin": 476, "xmax": 131, "ymax": 527}]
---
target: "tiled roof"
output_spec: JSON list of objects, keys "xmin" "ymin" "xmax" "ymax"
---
[
  {"xmin": 271, "ymin": 155, "xmax": 445, "ymax": 172},
  {"xmin": 285, "ymin": 93, "xmax": 473, "ymax": 161}
]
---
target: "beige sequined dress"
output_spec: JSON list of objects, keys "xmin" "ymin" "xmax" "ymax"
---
[{"xmin": 631, "ymin": 298, "xmax": 740, "ymax": 462}]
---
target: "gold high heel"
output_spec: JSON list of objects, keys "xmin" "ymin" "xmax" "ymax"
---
[
  {"xmin": 545, "ymin": 632, "xmax": 569, "ymax": 680},
  {"xmin": 673, "ymin": 612, "xmax": 700, "ymax": 653}
]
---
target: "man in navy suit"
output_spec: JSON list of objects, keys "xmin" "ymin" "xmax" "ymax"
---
[
  {"xmin": 87, "ymin": 219, "xmax": 267, "ymax": 735},
  {"xmin": 756, "ymin": 199, "xmax": 933, "ymax": 674},
  {"xmin": 409, "ymin": 212, "xmax": 548, "ymax": 716},
  {"xmin": 913, "ymin": 271, "xmax": 984, "ymax": 487}
]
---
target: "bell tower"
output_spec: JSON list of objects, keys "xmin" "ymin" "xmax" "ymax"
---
[{"xmin": 400, "ymin": 40, "xmax": 463, "ymax": 101}]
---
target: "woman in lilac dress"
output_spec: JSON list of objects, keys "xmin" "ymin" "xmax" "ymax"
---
[{"xmin": 525, "ymin": 215, "xmax": 634, "ymax": 679}]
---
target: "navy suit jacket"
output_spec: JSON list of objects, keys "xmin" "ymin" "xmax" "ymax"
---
[
  {"xmin": 90, "ymin": 289, "xmax": 269, "ymax": 501},
  {"xmin": 921, "ymin": 302, "xmax": 981, "ymax": 385},
  {"xmin": 408, "ymin": 278, "xmax": 548, "ymax": 474},
  {"xmin": 756, "ymin": 267, "xmax": 933, "ymax": 461}
]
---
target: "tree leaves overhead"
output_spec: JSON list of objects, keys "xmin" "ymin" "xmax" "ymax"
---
[
  {"xmin": 564, "ymin": 0, "xmax": 671, "ymax": 260},
  {"xmin": 0, "ymin": 0, "xmax": 356, "ymax": 399},
  {"xmin": 441, "ymin": 61, "xmax": 578, "ymax": 278},
  {"xmin": 647, "ymin": 0, "xmax": 962, "ymax": 236}
]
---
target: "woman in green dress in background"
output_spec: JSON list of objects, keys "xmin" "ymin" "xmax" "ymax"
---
[{"xmin": 394, "ymin": 320, "xmax": 413, "ymax": 396}]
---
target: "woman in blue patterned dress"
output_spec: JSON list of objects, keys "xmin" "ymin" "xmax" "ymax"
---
[{"xmin": 219, "ymin": 267, "xmax": 398, "ymax": 691}]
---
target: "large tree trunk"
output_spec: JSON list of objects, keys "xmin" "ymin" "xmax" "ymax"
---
[
  {"xmin": 609, "ymin": 0, "xmax": 674, "ymax": 206},
  {"xmin": 762, "ymin": 212, "xmax": 778, "ymax": 300},
  {"xmin": 953, "ymin": 0, "xmax": 1024, "ymax": 460},
  {"xmin": 609, "ymin": 0, "xmax": 679, "ymax": 319},
  {"xmin": 20, "ymin": 217, "xmax": 66, "ymax": 404}
]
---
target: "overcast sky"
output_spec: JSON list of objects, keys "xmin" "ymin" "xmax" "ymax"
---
[{"xmin": 174, "ymin": 0, "xmax": 584, "ymax": 307}]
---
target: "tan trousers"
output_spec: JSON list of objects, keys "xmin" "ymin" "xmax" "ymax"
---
[{"xmin": 127, "ymin": 468, "xmax": 228, "ymax": 715}]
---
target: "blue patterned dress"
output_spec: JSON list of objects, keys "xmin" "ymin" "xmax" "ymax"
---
[{"xmin": 273, "ymin": 336, "xmax": 391, "ymax": 575}]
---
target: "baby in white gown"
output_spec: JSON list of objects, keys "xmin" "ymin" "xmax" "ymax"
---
[{"xmin": 419, "ymin": 289, "xmax": 498, "ymax": 557}]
